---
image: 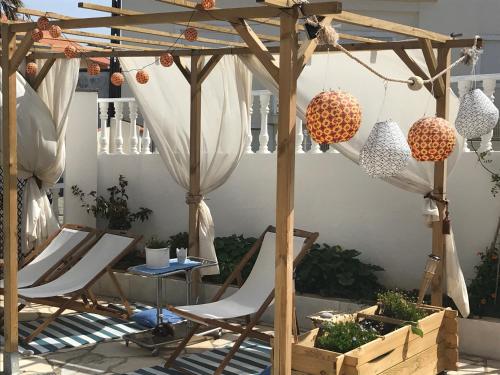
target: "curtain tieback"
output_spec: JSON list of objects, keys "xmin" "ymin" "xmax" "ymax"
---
[
  {"xmin": 185, "ymin": 193, "xmax": 204, "ymax": 205},
  {"xmin": 424, "ymin": 192, "xmax": 451, "ymax": 235}
]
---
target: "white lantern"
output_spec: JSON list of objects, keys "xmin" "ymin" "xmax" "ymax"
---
[
  {"xmin": 360, "ymin": 120, "xmax": 411, "ymax": 178},
  {"xmin": 455, "ymin": 88, "xmax": 499, "ymax": 139}
]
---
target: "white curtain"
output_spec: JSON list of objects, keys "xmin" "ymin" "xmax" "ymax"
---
[
  {"xmin": 120, "ymin": 55, "xmax": 252, "ymax": 276},
  {"xmin": 242, "ymin": 51, "xmax": 469, "ymax": 316},
  {"xmin": 0, "ymin": 58, "xmax": 80, "ymax": 252}
]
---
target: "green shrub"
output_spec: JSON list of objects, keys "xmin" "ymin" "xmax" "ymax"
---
[
  {"xmin": 468, "ymin": 248, "xmax": 500, "ymax": 317},
  {"xmin": 168, "ymin": 232, "xmax": 189, "ymax": 258},
  {"xmin": 146, "ymin": 236, "xmax": 170, "ymax": 249},
  {"xmin": 315, "ymin": 321, "xmax": 379, "ymax": 353},
  {"xmin": 377, "ymin": 290, "xmax": 427, "ymax": 322}
]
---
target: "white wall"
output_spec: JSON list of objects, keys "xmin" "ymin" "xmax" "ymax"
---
[{"xmin": 96, "ymin": 152, "xmax": 500, "ymax": 290}]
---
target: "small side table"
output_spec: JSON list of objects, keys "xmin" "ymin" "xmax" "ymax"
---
[{"xmin": 123, "ymin": 256, "xmax": 217, "ymax": 354}]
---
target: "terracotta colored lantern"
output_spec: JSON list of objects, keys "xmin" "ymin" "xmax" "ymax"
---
[
  {"xmin": 49, "ymin": 25, "xmax": 62, "ymax": 38},
  {"xmin": 160, "ymin": 53, "xmax": 174, "ymax": 67},
  {"xmin": 201, "ymin": 0, "xmax": 216, "ymax": 9},
  {"xmin": 37, "ymin": 16, "xmax": 50, "ymax": 31},
  {"xmin": 136, "ymin": 70, "xmax": 149, "ymax": 84},
  {"xmin": 305, "ymin": 90, "xmax": 362, "ymax": 144},
  {"xmin": 407, "ymin": 117, "xmax": 456, "ymax": 162},
  {"xmin": 360, "ymin": 120, "xmax": 411, "ymax": 178},
  {"xmin": 111, "ymin": 72, "xmax": 125, "ymax": 86},
  {"xmin": 87, "ymin": 62, "xmax": 101, "ymax": 76},
  {"xmin": 25, "ymin": 62, "xmax": 38, "ymax": 76},
  {"xmin": 31, "ymin": 28, "xmax": 44, "ymax": 42},
  {"xmin": 64, "ymin": 45, "xmax": 78, "ymax": 58},
  {"xmin": 455, "ymin": 88, "xmax": 499, "ymax": 139},
  {"xmin": 184, "ymin": 27, "xmax": 198, "ymax": 42}
]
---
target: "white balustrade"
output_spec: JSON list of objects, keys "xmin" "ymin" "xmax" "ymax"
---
[
  {"xmin": 141, "ymin": 122, "xmax": 152, "ymax": 155},
  {"xmin": 295, "ymin": 118, "xmax": 305, "ymax": 154},
  {"xmin": 310, "ymin": 138, "xmax": 322, "ymax": 154},
  {"xmin": 479, "ymin": 78, "xmax": 496, "ymax": 153},
  {"xmin": 128, "ymin": 101, "xmax": 140, "ymax": 155},
  {"xmin": 113, "ymin": 102, "xmax": 124, "ymax": 155},
  {"xmin": 98, "ymin": 101, "xmax": 109, "ymax": 155},
  {"xmin": 457, "ymin": 80, "xmax": 473, "ymax": 152},
  {"xmin": 257, "ymin": 93, "xmax": 271, "ymax": 154},
  {"xmin": 246, "ymin": 95, "xmax": 254, "ymax": 154}
]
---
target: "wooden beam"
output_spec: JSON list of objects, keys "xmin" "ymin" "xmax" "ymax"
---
[
  {"xmin": 256, "ymin": 0, "xmax": 294, "ymax": 7},
  {"xmin": 173, "ymin": 56, "xmax": 191, "ymax": 82},
  {"xmin": 55, "ymin": 36, "xmax": 161, "ymax": 51},
  {"xmin": 1, "ymin": 23, "xmax": 19, "ymax": 373},
  {"xmin": 9, "ymin": 31, "xmax": 34, "ymax": 73},
  {"xmin": 431, "ymin": 45, "xmax": 451, "ymax": 307},
  {"xmin": 11, "ymin": 3, "xmax": 343, "ymax": 32},
  {"xmin": 274, "ymin": 7, "xmax": 298, "ymax": 375},
  {"xmin": 233, "ymin": 19, "xmax": 279, "ymax": 84},
  {"xmin": 198, "ymin": 54, "xmax": 222, "ymax": 84},
  {"xmin": 31, "ymin": 58, "xmax": 56, "ymax": 91},
  {"xmin": 332, "ymin": 11, "xmax": 449, "ymax": 42},
  {"xmin": 78, "ymin": 2, "xmax": 280, "ymax": 42},
  {"xmin": 419, "ymin": 38, "xmax": 445, "ymax": 98},
  {"xmin": 393, "ymin": 47, "xmax": 432, "ymax": 93}
]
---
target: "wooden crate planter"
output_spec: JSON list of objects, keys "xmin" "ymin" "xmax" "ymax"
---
[{"xmin": 291, "ymin": 305, "xmax": 458, "ymax": 375}]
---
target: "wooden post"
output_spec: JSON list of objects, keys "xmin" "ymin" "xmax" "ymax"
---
[
  {"xmin": 274, "ymin": 8, "xmax": 298, "ymax": 375},
  {"xmin": 2, "ymin": 23, "xmax": 19, "ymax": 374},
  {"xmin": 431, "ymin": 45, "xmax": 451, "ymax": 307}
]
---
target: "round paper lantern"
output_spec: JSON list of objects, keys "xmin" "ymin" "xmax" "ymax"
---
[
  {"xmin": 87, "ymin": 62, "xmax": 101, "ymax": 76},
  {"xmin": 49, "ymin": 25, "xmax": 62, "ymax": 38},
  {"xmin": 111, "ymin": 72, "xmax": 125, "ymax": 86},
  {"xmin": 407, "ymin": 117, "xmax": 456, "ymax": 162},
  {"xmin": 31, "ymin": 28, "xmax": 44, "ymax": 42},
  {"xmin": 305, "ymin": 90, "xmax": 362, "ymax": 144},
  {"xmin": 160, "ymin": 53, "xmax": 174, "ymax": 67},
  {"xmin": 184, "ymin": 27, "xmax": 198, "ymax": 42},
  {"xmin": 64, "ymin": 45, "xmax": 78, "ymax": 58},
  {"xmin": 201, "ymin": 0, "xmax": 215, "ymax": 9},
  {"xmin": 360, "ymin": 121, "xmax": 411, "ymax": 178},
  {"xmin": 37, "ymin": 16, "xmax": 50, "ymax": 31},
  {"xmin": 455, "ymin": 88, "xmax": 499, "ymax": 139},
  {"xmin": 136, "ymin": 70, "xmax": 149, "ymax": 84},
  {"xmin": 25, "ymin": 62, "xmax": 38, "ymax": 76}
]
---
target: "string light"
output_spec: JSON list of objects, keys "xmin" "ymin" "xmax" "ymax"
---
[
  {"xmin": 87, "ymin": 61, "xmax": 101, "ymax": 76},
  {"xmin": 136, "ymin": 70, "xmax": 149, "ymax": 84},
  {"xmin": 111, "ymin": 72, "xmax": 125, "ymax": 86},
  {"xmin": 36, "ymin": 15, "xmax": 50, "ymax": 31},
  {"xmin": 184, "ymin": 27, "xmax": 198, "ymax": 42},
  {"xmin": 64, "ymin": 45, "xmax": 78, "ymax": 58},
  {"xmin": 201, "ymin": 0, "xmax": 216, "ymax": 10},
  {"xmin": 31, "ymin": 28, "xmax": 44, "ymax": 42},
  {"xmin": 25, "ymin": 62, "xmax": 38, "ymax": 76},
  {"xmin": 48, "ymin": 25, "xmax": 62, "ymax": 39},
  {"xmin": 160, "ymin": 53, "xmax": 174, "ymax": 67}
]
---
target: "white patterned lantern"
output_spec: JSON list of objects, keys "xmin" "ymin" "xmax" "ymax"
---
[
  {"xmin": 455, "ymin": 88, "xmax": 499, "ymax": 139},
  {"xmin": 360, "ymin": 120, "xmax": 411, "ymax": 178}
]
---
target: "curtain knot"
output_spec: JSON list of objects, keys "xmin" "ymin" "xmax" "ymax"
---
[{"xmin": 185, "ymin": 193, "xmax": 203, "ymax": 205}]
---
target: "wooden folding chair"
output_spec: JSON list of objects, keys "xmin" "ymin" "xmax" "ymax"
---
[{"xmin": 165, "ymin": 225, "xmax": 319, "ymax": 375}]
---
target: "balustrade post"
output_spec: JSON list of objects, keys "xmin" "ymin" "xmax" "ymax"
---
[
  {"xmin": 457, "ymin": 80, "xmax": 473, "ymax": 152},
  {"xmin": 128, "ymin": 101, "xmax": 140, "ymax": 155},
  {"xmin": 141, "ymin": 122, "xmax": 152, "ymax": 154},
  {"xmin": 309, "ymin": 132, "xmax": 322, "ymax": 154},
  {"xmin": 479, "ymin": 78, "xmax": 496, "ymax": 153},
  {"xmin": 113, "ymin": 102, "xmax": 124, "ymax": 155},
  {"xmin": 246, "ymin": 94, "xmax": 254, "ymax": 154},
  {"xmin": 257, "ymin": 93, "xmax": 271, "ymax": 154},
  {"xmin": 98, "ymin": 101, "xmax": 109, "ymax": 155},
  {"xmin": 295, "ymin": 117, "xmax": 305, "ymax": 154}
]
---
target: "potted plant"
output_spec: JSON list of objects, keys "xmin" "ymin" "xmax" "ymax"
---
[{"xmin": 145, "ymin": 236, "xmax": 170, "ymax": 269}]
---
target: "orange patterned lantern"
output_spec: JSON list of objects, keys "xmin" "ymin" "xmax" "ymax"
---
[
  {"xmin": 184, "ymin": 27, "xmax": 198, "ymax": 42},
  {"xmin": 407, "ymin": 117, "xmax": 456, "ymax": 161},
  {"xmin": 87, "ymin": 62, "xmax": 101, "ymax": 76},
  {"xmin": 37, "ymin": 16, "xmax": 50, "ymax": 31},
  {"xmin": 201, "ymin": 0, "xmax": 215, "ymax": 9},
  {"xmin": 305, "ymin": 91, "xmax": 362, "ymax": 144},
  {"xmin": 160, "ymin": 53, "xmax": 174, "ymax": 67},
  {"xmin": 136, "ymin": 70, "xmax": 149, "ymax": 84},
  {"xmin": 25, "ymin": 62, "xmax": 38, "ymax": 76},
  {"xmin": 49, "ymin": 25, "xmax": 62, "ymax": 38},
  {"xmin": 111, "ymin": 72, "xmax": 125, "ymax": 86},
  {"xmin": 64, "ymin": 45, "xmax": 78, "ymax": 58},
  {"xmin": 31, "ymin": 28, "xmax": 44, "ymax": 42}
]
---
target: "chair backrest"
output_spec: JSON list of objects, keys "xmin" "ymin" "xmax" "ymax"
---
[
  {"xmin": 15, "ymin": 228, "xmax": 92, "ymax": 288},
  {"xmin": 19, "ymin": 233, "xmax": 139, "ymax": 299}
]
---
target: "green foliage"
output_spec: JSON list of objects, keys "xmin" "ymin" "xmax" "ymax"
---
[
  {"xmin": 1, "ymin": 0, "xmax": 23, "ymax": 20},
  {"xmin": 377, "ymin": 290, "xmax": 427, "ymax": 322},
  {"xmin": 315, "ymin": 321, "xmax": 379, "ymax": 353},
  {"xmin": 167, "ymin": 232, "xmax": 189, "ymax": 258},
  {"xmin": 71, "ymin": 175, "xmax": 152, "ymax": 230},
  {"xmin": 468, "ymin": 247, "xmax": 500, "ymax": 317},
  {"xmin": 295, "ymin": 244, "xmax": 384, "ymax": 300},
  {"xmin": 146, "ymin": 236, "xmax": 170, "ymax": 249}
]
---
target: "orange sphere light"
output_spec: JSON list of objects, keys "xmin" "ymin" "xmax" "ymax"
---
[
  {"xmin": 37, "ymin": 16, "xmax": 50, "ymax": 31},
  {"xmin": 87, "ymin": 62, "xmax": 101, "ymax": 76},
  {"xmin": 407, "ymin": 117, "xmax": 456, "ymax": 161},
  {"xmin": 49, "ymin": 25, "xmax": 62, "ymax": 38},
  {"xmin": 26, "ymin": 62, "xmax": 38, "ymax": 76},
  {"xmin": 64, "ymin": 45, "xmax": 78, "ymax": 58},
  {"xmin": 305, "ymin": 91, "xmax": 362, "ymax": 144},
  {"xmin": 201, "ymin": 0, "xmax": 215, "ymax": 10},
  {"xmin": 31, "ymin": 28, "xmax": 44, "ymax": 42},
  {"xmin": 184, "ymin": 27, "xmax": 198, "ymax": 42},
  {"xmin": 136, "ymin": 70, "xmax": 149, "ymax": 84},
  {"xmin": 111, "ymin": 72, "xmax": 125, "ymax": 86},
  {"xmin": 160, "ymin": 53, "xmax": 174, "ymax": 67}
]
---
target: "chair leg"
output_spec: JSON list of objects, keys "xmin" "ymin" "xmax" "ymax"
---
[
  {"xmin": 23, "ymin": 305, "xmax": 67, "ymax": 343},
  {"xmin": 108, "ymin": 268, "xmax": 132, "ymax": 317},
  {"xmin": 164, "ymin": 323, "xmax": 200, "ymax": 368}
]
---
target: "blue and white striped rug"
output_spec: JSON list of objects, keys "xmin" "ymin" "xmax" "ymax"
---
[{"xmin": 125, "ymin": 339, "xmax": 271, "ymax": 375}]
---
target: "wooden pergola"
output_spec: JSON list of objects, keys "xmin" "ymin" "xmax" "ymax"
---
[{"xmin": 1, "ymin": 1, "xmax": 480, "ymax": 373}]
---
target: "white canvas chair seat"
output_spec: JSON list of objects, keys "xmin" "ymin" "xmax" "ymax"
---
[
  {"xmin": 19, "ymin": 233, "xmax": 136, "ymax": 299},
  {"xmin": 175, "ymin": 232, "xmax": 305, "ymax": 321},
  {"xmin": 0, "ymin": 227, "xmax": 92, "ymax": 289}
]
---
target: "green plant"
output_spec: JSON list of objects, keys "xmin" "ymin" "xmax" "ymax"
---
[
  {"xmin": 468, "ymin": 247, "xmax": 500, "ymax": 317},
  {"xmin": 377, "ymin": 290, "xmax": 427, "ymax": 336},
  {"xmin": 295, "ymin": 244, "xmax": 384, "ymax": 300},
  {"xmin": 315, "ymin": 321, "xmax": 379, "ymax": 353},
  {"xmin": 71, "ymin": 175, "xmax": 152, "ymax": 230},
  {"xmin": 146, "ymin": 236, "xmax": 170, "ymax": 249},
  {"xmin": 1, "ymin": 0, "xmax": 23, "ymax": 20}
]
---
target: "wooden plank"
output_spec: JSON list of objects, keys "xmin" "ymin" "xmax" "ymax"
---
[
  {"xmin": 57, "ymin": 37, "xmax": 160, "ymax": 51},
  {"xmin": 11, "ymin": 2, "xmax": 343, "ymax": 32},
  {"xmin": 419, "ymin": 38, "xmax": 445, "ymax": 97},
  {"xmin": 431, "ymin": 46, "xmax": 451, "ymax": 307},
  {"xmin": 377, "ymin": 344, "xmax": 449, "ymax": 375},
  {"xmin": 2, "ymin": 23, "xmax": 19, "ymax": 369},
  {"xmin": 31, "ymin": 57, "xmax": 56, "ymax": 91},
  {"xmin": 173, "ymin": 56, "xmax": 191, "ymax": 82},
  {"xmin": 274, "ymin": 8, "xmax": 298, "ymax": 375},
  {"xmin": 9, "ymin": 31, "xmax": 34, "ymax": 73},
  {"xmin": 232, "ymin": 19, "xmax": 279, "ymax": 83},
  {"xmin": 256, "ymin": 0, "xmax": 294, "ymax": 7},
  {"xmin": 393, "ymin": 47, "xmax": 432, "ymax": 93},
  {"xmin": 198, "ymin": 54, "xmax": 222, "ymax": 84}
]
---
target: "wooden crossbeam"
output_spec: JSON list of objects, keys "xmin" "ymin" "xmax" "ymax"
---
[
  {"xmin": 198, "ymin": 55, "xmax": 222, "ymax": 84},
  {"xmin": 9, "ymin": 32, "xmax": 34, "ymax": 72},
  {"xmin": 31, "ymin": 58, "xmax": 56, "ymax": 90},
  {"xmin": 419, "ymin": 38, "xmax": 445, "ymax": 97},
  {"xmin": 393, "ymin": 47, "xmax": 432, "ymax": 93},
  {"xmin": 55, "ymin": 36, "xmax": 161, "ymax": 51},
  {"xmin": 173, "ymin": 56, "xmax": 191, "ymax": 82},
  {"xmin": 11, "ymin": 3, "xmax": 343, "ymax": 33},
  {"xmin": 79, "ymin": 2, "xmax": 280, "ymax": 42},
  {"xmin": 256, "ymin": 0, "xmax": 294, "ymax": 7}
]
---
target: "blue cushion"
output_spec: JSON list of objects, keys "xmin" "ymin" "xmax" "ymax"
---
[{"xmin": 131, "ymin": 308, "xmax": 184, "ymax": 328}]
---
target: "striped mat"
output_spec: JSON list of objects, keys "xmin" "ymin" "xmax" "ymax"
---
[
  {"xmin": 12, "ymin": 311, "xmax": 144, "ymax": 355},
  {"xmin": 126, "ymin": 339, "xmax": 271, "ymax": 375}
]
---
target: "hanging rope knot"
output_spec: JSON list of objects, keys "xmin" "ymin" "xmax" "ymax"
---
[
  {"xmin": 185, "ymin": 193, "xmax": 204, "ymax": 205},
  {"xmin": 460, "ymin": 35, "xmax": 483, "ymax": 66},
  {"xmin": 305, "ymin": 16, "xmax": 339, "ymax": 47},
  {"xmin": 424, "ymin": 193, "xmax": 451, "ymax": 234}
]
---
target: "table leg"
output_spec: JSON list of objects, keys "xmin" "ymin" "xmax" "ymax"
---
[
  {"xmin": 156, "ymin": 278, "xmax": 163, "ymax": 326},
  {"xmin": 186, "ymin": 271, "xmax": 192, "ymax": 305}
]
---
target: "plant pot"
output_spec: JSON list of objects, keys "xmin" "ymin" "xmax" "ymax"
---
[{"xmin": 145, "ymin": 247, "xmax": 170, "ymax": 269}]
